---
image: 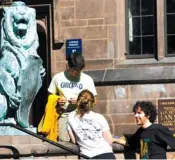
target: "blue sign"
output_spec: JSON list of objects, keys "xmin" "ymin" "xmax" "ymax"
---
[{"xmin": 66, "ymin": 39, "xmax": 82, "ymax": 59}]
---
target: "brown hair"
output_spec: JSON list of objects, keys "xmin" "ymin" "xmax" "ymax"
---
[{"xmin": 77, "ymin": 90, "xmax": 94, "ymax": 117}]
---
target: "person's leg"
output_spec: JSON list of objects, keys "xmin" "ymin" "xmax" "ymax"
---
[
  {"xmin": 58, "ymin": 115, "xmax": 70, "ymax": 142},
  {"xmin": 91, "ymin": 152, "xmax": 116, "ymax": 159}
]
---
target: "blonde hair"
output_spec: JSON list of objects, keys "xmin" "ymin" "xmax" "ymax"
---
[{"xmin": 77, "ymin": 90, "xmax": 94, "ymax": 117}]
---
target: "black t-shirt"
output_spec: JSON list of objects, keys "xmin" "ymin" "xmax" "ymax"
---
[{"xmin": 127, "ymin": 124, "xmax": 175, "ymax": 159}]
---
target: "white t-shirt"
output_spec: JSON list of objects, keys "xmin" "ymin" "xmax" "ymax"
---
[
  {"xmin": 48, "ymin": 72, "xmax": 97, "ymax": 101},
  {"xmin": 67, "ymin": 111, "xmax": 113, "ymax": 157}
]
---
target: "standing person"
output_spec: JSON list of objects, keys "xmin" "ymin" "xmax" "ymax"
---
[
  {"xmin": 67, "ymin": 90, "xmax": 116, "ymax": 159},
  {"xmin": 113, "ymin": 101, "xmax": 175, "ymax": 159},
  {"xmin": 48, "ymin": 53, "xmax": 97, "ymax": 142}
]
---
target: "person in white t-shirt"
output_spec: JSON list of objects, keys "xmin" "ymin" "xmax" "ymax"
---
[
  {"xmin": 67, "ymin": 90, "xmax": 115, "ymax": 159},
  {"xmin": 48, "ymin": 53, "xmax": 97, "ymax": 142}
]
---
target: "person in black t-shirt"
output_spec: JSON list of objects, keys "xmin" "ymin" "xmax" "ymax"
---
[{"xmin": 113, "ymin": 101, "xmax": 175, "ymax": 159}]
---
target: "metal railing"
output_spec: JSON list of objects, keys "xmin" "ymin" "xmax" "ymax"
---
[{"xmin": 0, "ymin": 123, "xmax": 90, "ymax": 159}]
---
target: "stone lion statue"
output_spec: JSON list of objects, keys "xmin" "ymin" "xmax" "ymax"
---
[{"xmin": 0, "ymin": 1, "xmax": 45, "ymax": 128}]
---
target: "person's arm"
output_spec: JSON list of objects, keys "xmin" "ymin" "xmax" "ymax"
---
[
  {"xmin": 48, "ymin": 91, "xmax": 66, "ymax": 107},
  {"xmin": 48, "ymin": 75, "xmax": 58, "ymax": 95},
  {"xmin": 157, "ymin": 125, "xmax": 175, "ymax": 149},
  {"xmin": 100, "ymin": 114, "xmax": 113, "ymax": 145},
  {"xmin": 68, "ymin": 129, "xmax": 76, "ymax": 144},
  {"xmin": 67, "ymin": 114, "xmax": 76, "ymax": 144},
  {"xmin": 103, "ymin": 130, "xmax": 113, "ymax": 145},
  {"xmin": 113, "ymin": 136, "xmax": 128, "ymax": 146},
  {"xmin": 48, "ymin": 76, "xmax": 67, "ymax": 107},
  {"xmin": 113, "ymin": 128, "xmax": 142, "ymax": 150}
]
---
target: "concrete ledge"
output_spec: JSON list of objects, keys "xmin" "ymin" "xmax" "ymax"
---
[
  {"xmin": 0, "ymin": 135, "xmax": 124, "ymax": 157},
  {"xmin": 0, "ymin": 142, "xmax": 123, "ymax": 157},
  {"xmin": 84, "ymin": 66, "xmax": 175, "ymax": 85}
]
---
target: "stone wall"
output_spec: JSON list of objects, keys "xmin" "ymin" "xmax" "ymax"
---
[
  {"xmin": 51, "ymin": 0, "xmax": 123, "ymax": 74},
  {"xmin": 50, "ymin": 0, "xmax": 175, "ymax": 137},
  {"xmin": 95, "ymin": 84, "xmax": 175, "ymax": 135}
]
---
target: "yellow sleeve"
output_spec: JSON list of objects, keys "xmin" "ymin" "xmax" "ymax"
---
[{"xmin": 38, "ymin": 95, "xmax": 60, "ymax": 136}]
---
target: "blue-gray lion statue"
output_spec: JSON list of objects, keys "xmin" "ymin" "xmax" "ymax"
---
[{"xmin": 0, "ymin": 1, "xmax": 45, "ymax": 128}]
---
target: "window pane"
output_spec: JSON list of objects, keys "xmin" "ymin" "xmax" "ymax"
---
[
  {"xmin": 167, "ymin": 15, "xmax": 175, "ymax": 34},
  {"xmin": 127, "ymin": 0, "xmax": 156, "ymax": 57},
  {"xmin": 167, "ymin": 35, "xmax": 175, "ymax": 54},
  {"xmin": 129, "ymin": 37, "xmax": 141, "ymax": 55},
  {"xmin": 128, "ymin": 0, "xmax": 140, "ymax": 16},
  {"xmin": 142, "ymin": 37, "xmax": 154, "ymax": 54},
  {"xmin": 141, "ymin": 0, "xmax": 154, "ymax": 15},
  {"xmin": 142, "ymin": 16, "xmax": 154, "ymax": 35},
  {"xmin": 130, "ymin": 17, "xmax": 141, "ymax": 36},
  {"xmin": 166, "ymin": 0, "xmax": 175, "ymax": 13}
]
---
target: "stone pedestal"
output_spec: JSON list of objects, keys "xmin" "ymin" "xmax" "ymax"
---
[
  {"xmin": 0, "ymin": 126, "xmax": 36, "ymax": 135},
  {"xmin": 0, "ymin": 118, "xmax": 36, "ymax": 135}
]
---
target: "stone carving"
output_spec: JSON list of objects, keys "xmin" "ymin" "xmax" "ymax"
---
[{"xmin": 0, "ymin": 1, "xmax": 45, "ymax": 128}]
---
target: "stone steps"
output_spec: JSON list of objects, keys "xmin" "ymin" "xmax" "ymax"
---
[
  {"xmin": 0, "ymin": 135, "xmax": 79, "ymax": 157},
  {"xmin": 0, "ymin": 135, "xmax": 174, "ymax": 159}
]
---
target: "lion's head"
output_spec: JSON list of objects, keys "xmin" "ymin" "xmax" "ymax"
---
[{"xmin": 1, "ymin": 1, "xmax": 38, "ymax": 49}]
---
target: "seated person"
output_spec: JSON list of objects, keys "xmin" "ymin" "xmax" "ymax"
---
[{"xmin": 67, "ymin": 90, "xmax": 115, "ymax": 159}]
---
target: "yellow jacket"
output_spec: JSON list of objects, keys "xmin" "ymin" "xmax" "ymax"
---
[{"xmin": 38, "ymin": 94, "xmax": 60, "ymax": 142}]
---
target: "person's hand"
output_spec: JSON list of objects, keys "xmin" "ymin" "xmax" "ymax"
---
[
  {"xmin": 68, "ymin": 97, "xmax": 77, "ymax": 104},
  {"xmin": 57, "ymin": 97, "xmax": 67, "ymax": 107},
  {"xmin": 113, "ymin": 136, "xmax": 128, "ymax": 146}
]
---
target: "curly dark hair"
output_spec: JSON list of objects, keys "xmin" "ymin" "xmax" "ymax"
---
[
  {"xmin": 133, "ymin": 101, "xmax": 157, "ymax": 123},
  {"xmin": 67, "ymin": 53, "xmax": 85, "ymax": 70}
]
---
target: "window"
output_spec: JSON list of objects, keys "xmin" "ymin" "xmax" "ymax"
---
[
  {"xmin": 166, "ymin": 0, "xmax": 175, "ymax": 56},
  {"xmin": 126, "ymin": 0, "xmax": 157, "ymax": 58}
]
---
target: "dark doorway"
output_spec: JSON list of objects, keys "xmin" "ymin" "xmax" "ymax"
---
[
  {"xmin": 29, "ymin": 5, "xmax": 52, "ymax": 128},
  {"xmin": 31, "ymin": 23, "xmax": 50, "ymax": 127}
]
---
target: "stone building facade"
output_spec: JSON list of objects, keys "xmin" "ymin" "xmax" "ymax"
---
[
  {"xmin": 0, "ymin": 0, "xmax": 175, "ymax": 159},
  {"xmin": 22, "ymin": 0, "xmax": 175, "ymax": 136},
  {"xmin": 2, "ymin": 0, "xmax": 175, "ymax": 138},
  {"xmin": 42, "ymin": 0, "xmax": 175, "ymax": 137}
]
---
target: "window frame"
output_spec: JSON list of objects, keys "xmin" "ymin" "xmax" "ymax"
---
[
  {"xmin": 125, "ymin": 0, "xmax": 158, "ymax": 59},
  {"xmin": 165, "ymin": 0, "xmax": 175, "ymax": 57}
]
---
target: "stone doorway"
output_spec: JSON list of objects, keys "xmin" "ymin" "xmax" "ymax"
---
[
  {"xmin": 30, "ymin": 5, "xmax": 51, "ymax": 127},
  {"xmin": 31, "ymin": 23, "xmax": 49, "ymax": 127}
]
